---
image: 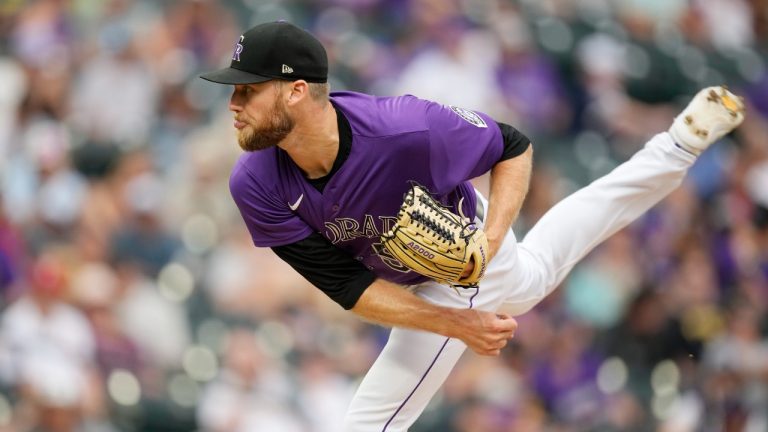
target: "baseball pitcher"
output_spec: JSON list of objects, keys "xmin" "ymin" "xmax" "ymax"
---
[{"xmin": 201, "ymin": 21, "xmax": 745, "ymax": 432}]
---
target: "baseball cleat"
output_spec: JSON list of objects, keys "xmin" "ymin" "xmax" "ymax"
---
[{"xmin": 668, "ymin": 86, "xmax": 746, "ymax": 155}]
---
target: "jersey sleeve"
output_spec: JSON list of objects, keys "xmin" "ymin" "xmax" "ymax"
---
[
  {"xmin": 229, "ymin": 160, "xmax": 314, "ymax": 247},
  {"xmin": 425, "ymin": 102, "xmax": 505, "ymax": 193}
]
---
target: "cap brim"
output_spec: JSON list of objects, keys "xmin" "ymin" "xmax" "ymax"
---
[{"xmin": 199, "ymin": 67, "xmax": 273, "ymax": 85}]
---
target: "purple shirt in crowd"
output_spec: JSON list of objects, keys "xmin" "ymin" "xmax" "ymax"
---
[{"xmin": 229, "ymin": 91, "xmax": 503, "ymax": 285}]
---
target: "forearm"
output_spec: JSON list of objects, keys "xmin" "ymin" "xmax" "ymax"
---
[
  {"xmin": 350, "ymin": 278, "xmax": 519, "ymax": 356},
  {"xmin": 350, "ymin": 278, "xmax": 462, "ymax": 337},
  {"xmin": 483, "ymin": 145, "xmax": 533, "ymax": 259}
]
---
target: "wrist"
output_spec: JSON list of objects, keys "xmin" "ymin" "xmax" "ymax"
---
[
  {"xmin": 484, "ymin": 233, "xmax": 503, "ymax": 261},
  {"xmin": 352, "ymin": 281, "xmax": 465, "ymax": 336},
  {"xmin": 434, "ymin": 308, "xmax": 467, "ymax": 339}
]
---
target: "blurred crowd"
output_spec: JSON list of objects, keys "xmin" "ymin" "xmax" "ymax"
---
[{"xmin": 0, "ymin": 0, "xmax": 767, "ymax": 431}]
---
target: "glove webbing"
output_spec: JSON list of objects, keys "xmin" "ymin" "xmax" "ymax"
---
[
  {"xmin": 402, "ymin": 184, "xmax": 481, "ymax": 287},
  {"xmin": 407, "ymin": 186, "xmax": 476, "ymax": 249}
]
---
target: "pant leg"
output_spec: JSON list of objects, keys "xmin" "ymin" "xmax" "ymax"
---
[
  {"xmin": 501, "ymin": 131, "xmax": 697, "ymax": 315},
  {"xmin": 343, "ymin": 204, "xmax": 523, "ymax": 431},
  {"xmin": 341, "ymin": 316, "xmax": 468, "ymax": 432}
]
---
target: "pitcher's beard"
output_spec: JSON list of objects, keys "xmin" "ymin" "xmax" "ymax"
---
[{"xmin": 237, "ymin": 99, "xmax": 295, "ymax": 152}]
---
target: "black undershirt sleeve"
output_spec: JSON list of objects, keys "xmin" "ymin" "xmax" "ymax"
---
[
  {"xmin": 496, "ymin": 122, "xmax": 531, "ymax": 161},
  {"xmin": 272, "ymin": 233, "xmax": 376, "ymax": 310}
]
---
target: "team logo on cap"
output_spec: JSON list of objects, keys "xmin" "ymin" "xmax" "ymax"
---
[
  {"xmin": 232, "ymin": 35, "xmax": 244, "ymax": 62},
  {"xmin": 449, "ymin": 106, "xmax": 487, "ymax": 128}
]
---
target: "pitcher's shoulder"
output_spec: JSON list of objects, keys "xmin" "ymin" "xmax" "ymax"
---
[
  {"xmin": 330, "ymin": 91, "xmax": 432, "ymax": 137},
  {"xmin": 229, "ymin": 148, "xmax": 280, "ymax": 195}
]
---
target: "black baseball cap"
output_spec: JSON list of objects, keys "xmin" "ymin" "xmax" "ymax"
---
[{"xmin": 200, "ymin": 21, "xmax": 327, "ymax": 85}]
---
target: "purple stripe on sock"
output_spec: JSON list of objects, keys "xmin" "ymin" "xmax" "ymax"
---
[{"xmin": 382, "ymin": 286, "xmax": 481, "ymax": 431}]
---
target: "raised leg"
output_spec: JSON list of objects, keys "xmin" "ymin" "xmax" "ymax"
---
[{"xmin": 502, "ymin": 86, "xmax": 745, "ymax": 314}]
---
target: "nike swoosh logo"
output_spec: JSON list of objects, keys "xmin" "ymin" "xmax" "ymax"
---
[{"xmin": 288, "ymin": 194, "xmax": 304, "ymax": 211}]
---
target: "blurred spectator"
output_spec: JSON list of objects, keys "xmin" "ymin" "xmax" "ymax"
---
[
  {"xmin": 0, "ymin": 253, "xmax": 96, "ymax": 387},
  {"xmin": 110, "ymin": 169, "xmax": 181, "ymax": 278},
  {"xmin": 14, "ymin": 353, "xmax": 114, "ymax": 432},
  {"xmin": 0, "ymin": 197, "xmax": 23, "ymax": 300},
  {"xmin": 599, "ymin": 289, "xmax": 703, "ymax": 405},
  {"xmin": 70, "ymin": 262, "xmax": 144, "ymax": 378},
  {"xmin": 693, "ymin": 0, "xmax": 755, "ymax": 48},
  {"xmin": 529, "ymin": 320, "xmax": 603, "ymax": 426},
  {"xmin": 69, "ymin": 29, "xmax": 158, "ymax": 149},
  {"xmin": 700, "ymin": 302, "xmax": 768, "ymax": 430},
  {"xmin": 296, "ymin": 352, "xmax": 356, "ymax": 432},
  {"xmin": 394, "ymin": 13, "xmax": 503, "ymax": 112},
  {"xmin": 26, "ymin": 120, "xmax": 88, "ymax": 252},
  {"xmin": 9, "ymin": 0, "xmax": 75, "ymax": 69},
  {"xmin": 0, "ymin": 58, "xmax": 27, "ymax": 166},
  {"xmin": 197, "ymin": 327, "xmax": 303, "ymax": 432},
  {"xmin": 0, "ymin": 251, "xmax": 114, "ymax": 429},
  {"xmin": 564, "ymin": 230, "xmax": 643, "ymax": 328},
  {"xmin": 489, "ymin": 5, "xmax": 572, "ymax": 136},
  {"xmin": 113, "ymin": 263, "xmax": 190, "ymax": 373}
]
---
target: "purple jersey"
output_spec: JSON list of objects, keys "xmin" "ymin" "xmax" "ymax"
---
[{"xmin": 229, "ymin": 91, "xmax": 503, "ymax": 285}]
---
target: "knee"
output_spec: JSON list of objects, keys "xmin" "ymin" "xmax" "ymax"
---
[
  {"xmin": 518, "ymin": 246, "xmax": 560, "ymax": 293},
  {"xmin": 498, "ymin": 291, "xmax": 545, "ymax": 316}
]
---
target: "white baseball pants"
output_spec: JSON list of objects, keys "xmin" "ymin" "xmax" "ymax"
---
[{"xmin": 342, "ymin": 132, "xmax": 697, "ymax": 431}]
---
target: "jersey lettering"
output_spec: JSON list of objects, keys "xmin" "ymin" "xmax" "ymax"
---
[
  {"xmin": 379, "ymin": 216, "xmax": 398, "ymax": 235},
  {"xmin": 325, "ymin": 215, "xmax": 397, "ymax": 244},
  {"xmin": 362, "ymin": 215, "xmax": 379, "ymax": 238},
  {"xmin": 337, "ymin": 218, "xmax": 365, "ymax": 242},
  {"xmin": 323, "ymin": 215, "xmax": 411, "ymax": 273},
  {"xmin": 324, "ymin": 221, "xmax": 343, "ymax": 244}
]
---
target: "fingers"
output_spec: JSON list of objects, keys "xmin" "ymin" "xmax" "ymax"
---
[
  {"xmin": 460, "ymin": 310, "xmax": 519, "ymax": 356},
  {"xmin": 474, "ymin": 337, "xmax": 510, "ymax": 356},
  {"xmin": 466, "ymin": 338, "xmax": 509, "ymax": 356},
  {"xmin": 474, "ymin": 315, "xmax": 518, "ymax": 356},
  {"xmin": 493, "ymin": 314, "xmax": 518, "ymax": 334},
  {"xmin": 460, "ymin": 260, "xmax": 475, "ymax": 278}
]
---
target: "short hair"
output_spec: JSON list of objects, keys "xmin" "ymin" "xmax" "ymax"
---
[
  {"xmin": 308, "ymin": 82, "xmax": 330, "ymax": 102},
  {"xmin": 274, "ymin": 80, "xmax": 329, "ymax": 103}
]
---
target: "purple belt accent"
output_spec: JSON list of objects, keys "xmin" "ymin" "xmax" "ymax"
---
[{"xmin": 382, "ymin": 286, "xmax": 481, "ymax": 431}]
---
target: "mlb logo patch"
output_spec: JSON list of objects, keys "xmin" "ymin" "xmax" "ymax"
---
[{"xmin": 449, "ymin": 106, "xmax": 487, "ymax": 128}]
